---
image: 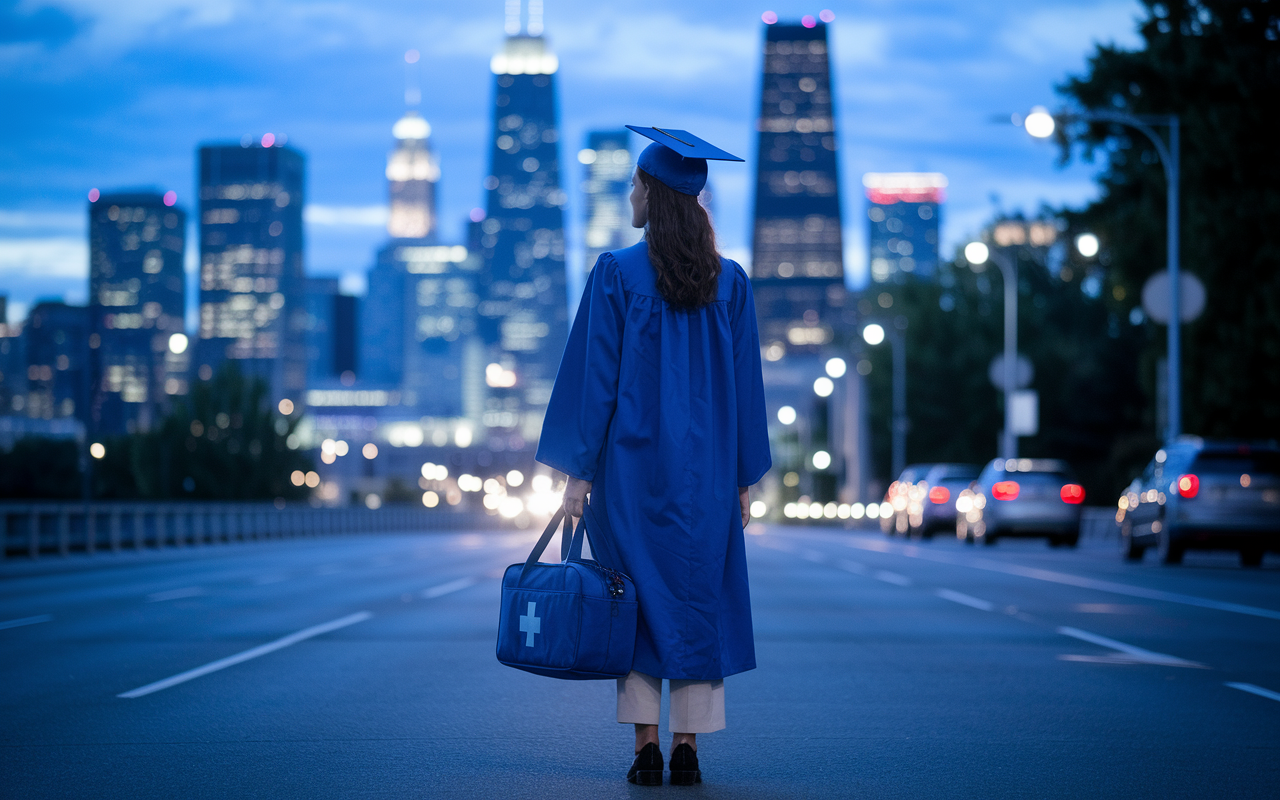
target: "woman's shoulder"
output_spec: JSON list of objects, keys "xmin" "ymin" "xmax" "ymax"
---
[
  {"xmin": 597, "ymin": 242, "xmax": 659, "ymax": 296},
  {"xmin": 716, "ymin": 255, "xmax": 750, "ymax": 303}
]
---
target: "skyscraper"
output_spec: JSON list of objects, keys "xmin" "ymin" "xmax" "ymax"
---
[
  {"xmin": 750, "ymin": 19, "xmax": 847, "ymax": 358},
  {"xmin": 863, "ymin": 173, "xmax": 945, "ymax": 283},
  {"xmin": 477, "ymin": 9, "xmax": 569, "ymax": 448},
  {"xmin": 196, "ymin": 140, "xmax": 307, "ymax": 402},
  {"xmin": 23, "ymin": 301, "xmax": 89, "ymax": 422},
  {"xmin": 386, "ymin": 112, "xmax": 441, "ymax": 240},
  {"xmin": 88, "ymin": 191, "xmax": 187, "ymax": 434},
  {"xmin": 579, "ymin": 129, "xmax": 639, "ymax": 275}
]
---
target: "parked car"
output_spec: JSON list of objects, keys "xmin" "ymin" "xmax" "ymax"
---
[
  {"xmin": 881, "ymin": 463, "xmax": 983, "ymax": 539},
  {"xmin": 955, "ymin": 458, "xmax": 1085, "ymax": 546},
  {"xmin": 1116, "ymin": 437, "xmax": 1280, "ymax": 566}
]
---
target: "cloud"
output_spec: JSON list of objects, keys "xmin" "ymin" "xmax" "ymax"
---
[
  {"xmin": 0, "ymin": 237, "xmax": 87, "ymax": 278},
  {"xmin": 304, "ymin": 204, "xmax": 388, "ymax": 227},
  {"xmin": 0, "ymin": 210, "xmax": 83, "ymax": 231},
  {"xmin": 1000, "ymin": 2, "xmax": 1143, "ymax": 65},
  {"xmin": 0, "ymin": 0, "xmax": 80, "ymax": 46}
]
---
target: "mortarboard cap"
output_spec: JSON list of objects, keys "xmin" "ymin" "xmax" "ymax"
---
[{"xmin": 626, "ymin": 125, "xmax": 744, "ymax": 196}]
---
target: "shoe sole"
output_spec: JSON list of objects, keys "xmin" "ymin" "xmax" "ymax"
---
[
  {"xmin": 629, "ymin": 770, "xmax": 663, "ymax": 786},
  {"xmin": 669, "ymin": 770, "xmax": 701, "ymax": 786}
]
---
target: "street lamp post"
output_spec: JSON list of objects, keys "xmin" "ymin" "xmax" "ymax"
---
[
  {"xmin": 1024, "ymin": 107, "xmax": 1182, "ymax": 440},
  {"xmin": 862, "ymin": 321, "xmax": 907, "ymax": 477},
  {"xmin": 964, "ymin": 241, "xmax": 1019, "ymax": 459}
]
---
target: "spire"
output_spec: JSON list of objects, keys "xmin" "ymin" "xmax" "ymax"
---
[
  {"xmin": 503, "ymin": 0, "xmax": 544, "ymax": 38},
  {"xmin": 404, "ymin": 49, "xmax": 421, "ymax": 107}
]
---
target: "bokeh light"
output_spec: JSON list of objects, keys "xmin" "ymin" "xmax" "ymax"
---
[
  {"xmin": 163, "ymin": 190, "xmax": 177, "ymax": 206},
  {"xmin": 761, "ymin": 11, "xmax": 778, "ymax": 24},
  {"xmin": 1024, "ymin": 106, "xmax": 1055, "ymax": 138},
  {"xmin": 1076, "ymin": 233, "xmax": 1099, "ymax": 257},
  {"xmin": 819, "ymin": 9, "xmax": 835, "ymax": 22},
  {"xmin": 89, "ymin": 442, "xmax": 106, "ymax": 459},
  {"xmin": 168, "ymin": 332, "xmax": 188, "ymax": 354},
  {"xmin": 813, "ymin": 376, "xmax": 834, "ymax": 397},
  {"xmin": 88, "ymin": 188, "xmax": 99, "ymax": 202},
  {"xmin": 777, "ymin": 405, "xmax": 796, "ymax": 425},
  {"xmin": 862, "ymin": 323, "xmax": 885, "ymax": 346},
  {"xmin": 964, "ymin": 241, "xmax": 989, "ymax": 265},
  {"xmin": 277, "ymin": 398, "xmax": 294, "ymax": 415},
  {"xmin": 825, "ymin": 357, "xmax": 846, "ymax": 378},
  {"xmin": 261, "ymin": 133, "xmax": 276, "ymax": 147}
]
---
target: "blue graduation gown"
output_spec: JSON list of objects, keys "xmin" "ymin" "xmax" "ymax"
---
[{"xmin": 535, "ymin": 242, "xmax": 772, "ymax": 681}]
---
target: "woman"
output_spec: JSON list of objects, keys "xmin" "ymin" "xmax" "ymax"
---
[{"xmin": 535, "ymin": 128, "xmax": 772, "ymax": 786}]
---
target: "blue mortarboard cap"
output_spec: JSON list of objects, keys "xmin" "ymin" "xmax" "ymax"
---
[{"xmin": 627, "ymin": 126, "xmax": 744, "ymax": 196}]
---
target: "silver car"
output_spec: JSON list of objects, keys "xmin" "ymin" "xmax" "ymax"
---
[
  {"xmin": 1117, "ymin": 437, "xmax": 1280, "ymax": 566},
  {"xmin": 955, "ymin": 458, "xmax": 1086, "ymax": 547},
  {"xmin": 881, "ymin": 464, "xmax": 982, "ymax": 539}
]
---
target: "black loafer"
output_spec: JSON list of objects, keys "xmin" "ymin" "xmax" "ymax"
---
[
  {"xmin": 627, "ymin": 742, "xmax": 663, "ymax": 785},
  {"xmin": 669, "ymin": 743, "xmax": 701, "ymax": 785}
]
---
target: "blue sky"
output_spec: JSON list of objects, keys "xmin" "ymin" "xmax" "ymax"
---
[{"xmin": 0, "ymin": 0, "xmax": 1144, "ymax": 324}]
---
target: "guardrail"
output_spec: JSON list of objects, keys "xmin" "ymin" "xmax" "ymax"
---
[{"xmin": 0, "ymin": 502, "xmax": 489, "ymax": 559}]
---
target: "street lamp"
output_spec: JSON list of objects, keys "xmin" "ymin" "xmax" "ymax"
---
[
  {"xmin": 1075, "ymin": 233, "xmax": 1099, "ymax": 258},
  {"xmin": 863, "ymin": 321, "xmax": 907, "ymax": 477},
  {"xmin": 965, "ymin": 241, "xmax": 1020, "ymax": 459},
  {"xmin": 1025, "ymin": 107, "xmax": 1182, "ymax": 441}
]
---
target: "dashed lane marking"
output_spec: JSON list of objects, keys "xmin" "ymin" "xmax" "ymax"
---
[
  {"xmin": 146, "ymin": 587, "xmax": 204, "ymax": 602},
  {"xmin": 117, "ymin": 611, "xmax": 373, "ymax": 699},
  {"xmin": 0, "ymin": 614, "xmax": 52, "ymax": 630},
  {"xmin": 421, "ymin": 577, "xmax": 478, "ymax": 599},
  {"xmin": 1225, "ymin": 682, "xmax": 1280, "ymax": 703},
  {"xmin": 935, "ymin": 589, "xmax": 995, "ymax": 611},
  {"xmin": 837, "ymin": 560, "xmax": 868, "ymax": 575},
  {"xmin": 800, "ymin": 549, "xmax": 826, "ymax": 563},
  {"xmin": 844, "ymin": 536, "xmax": 1280, "ymax": 622},
  {"xmin": 1056, "ymin": 625, "xmax": 1206, "ymax": 668},
  {"xmin": 873, "ymin": 570, "xmax": 912, "ymax": 586}
]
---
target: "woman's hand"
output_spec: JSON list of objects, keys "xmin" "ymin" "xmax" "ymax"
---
[
  {"xmin": 739, "ymin": 486, "xmax": 751, "ymax": 529},
  {"xmin": 564, "ymin": 477, "xmax": 591, "ymax": 518}
]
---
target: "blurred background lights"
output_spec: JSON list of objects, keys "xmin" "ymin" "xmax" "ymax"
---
[
  {"xmin": 825, "ymin": 357, "xmax": 846, "ymax": 378},
  {"xmin": 750, "ymin": 500, "xmax": 766, "ymax": 518},
  {"xmin": 862, "ymin": 323, "xmax": 885, "ymax": 346},
  {"xmin": 761, "ymin": 10, "xmax": 777, "ymax": 24},
  {"xmin": 305, "ymin": 471, "xmax": 320, "ymax": 488},
  {"xmin": 777, "ymin": 405, "xmax": 797, "ymax": 425},
  {"xmin": 261, "ymin": 133, "xmax": 276, "ymax": 147},
  {"xmin": 1024, "ymin": 106, "xmax": 1055, "ymax": 138},
  {"xmin": 531, "ymin": 474, "xmax": 552, "ymax": 493},
  {"xmin": 801, "ymin": 14, "xmax": 816, "ymax": 28},
  {"xmin": 813, "ymin": 376, "xmax": 834, "ymax": 397},
  {"xmin": 454, "ymin": 427, "xmax": 473, "ymax": 447},
  {"xmin": 89, "ymin": 442, "xmax": 106, "ymax": 459},
  {"xmin": 819, "ymin": 9, "xmax": 835, "ymax": 22},
  {"xmin": 163, "ymin": 190, "xmax": 177, "ymax": 206},
  {"xmin": 362, "ymin": 443, "xmax": 378, "ymax": 459},
  {"xmin": 334, "ymin": 440, "xmax": 349, "ymax": 457},
  {"xmin": 507, "ymin": 469, "xmax": 524, "ymax": 487},
  {"xmin": 964, "ymin": 241, "xmax": 989, "ymax": 265},
  {"xmin": 88, "ymin": 188, "xmax": 99, "ymax": 202},
  {"xmin": 168, "ymin": 332, "xmax": 188, "ymax": 354},
  {"xmin": 290, "ymin": 470, "xmax": 305, "ymax": 487},
  {"xmin": 422, "ymin": 491, "xmax": 439, "ymax": 508},
  {"xmin": 1076, "ymin": 232, "xmax": 1100, "ymax": 257},
  {"xmin": 812, "ymin": 450, "xmax": 831, "ymax": 470},
  {"xmin": 277, "ymin": 398, "xmax": 294, "ymax": 415}
]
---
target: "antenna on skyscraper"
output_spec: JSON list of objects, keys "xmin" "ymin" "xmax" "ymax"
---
[
  {"xmin": 504, "ymin": 0, "xmax": 522, "ymax": 35},
  {"xmin": 527, "ymin": 0, "xmax": 543, "ymax": 35},
  {"xmin": 404, "ymin": 49, "xmax": 421, "ymax": 106}
]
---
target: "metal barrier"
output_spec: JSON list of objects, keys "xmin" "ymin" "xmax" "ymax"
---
[{"xmin": 0, "ymin": 502, "xmax": 494, "ymax": 559}]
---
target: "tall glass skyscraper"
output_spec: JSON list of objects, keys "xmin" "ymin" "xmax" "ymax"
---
[
  {"xmin": 477, "ymin": 18, "xmax": 568, "ymax": 448},
  {"xmin": 579, "ymin": 129, "xmax": 639, "ymax": 275},
  {"xmin": 750, "ymin": 19, "xmax": 847, "ymax": 358},
  {"xmin": 863, "ymin": 173, "xmax": 945, "ymax": 283},
  {"xmin": 88, "ymin": 191, "xmax": 187, "ymax": 434},
  {"xmin": 386, "ymin": 112, "xmax": 441, "ymax": 240},
  {"xmin": 196, "ymin": 141, "xmax": 307, "ymax": 403}
]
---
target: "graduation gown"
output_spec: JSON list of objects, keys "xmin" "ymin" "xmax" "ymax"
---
[{"xmin": 535, "ymin": 241, "xmax": 772, "ymax": 681}]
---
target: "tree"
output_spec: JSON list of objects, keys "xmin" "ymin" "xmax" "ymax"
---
[{"xmin": 1055, "ymin": 0, "xmax": 1280, "ymax": 439}]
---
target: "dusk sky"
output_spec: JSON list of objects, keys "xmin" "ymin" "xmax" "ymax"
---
[{"xmin": 0, "ymin": 0, "xmax": 1144, "ymax": 324}]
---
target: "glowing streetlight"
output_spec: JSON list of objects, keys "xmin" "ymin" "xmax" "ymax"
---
[
  {"xmin": 862, "ymin": 323, "xmax": 885, "ymax": 346},
  {"xmin": 89, "ymin": 442, "xmax": 106, "ymax": 459},
  {"xmin": 964, "ymin": 241, "xmax": 989, "ymax": 266},
  {"xmin": 1075, "ymin": 233, "xmax": 1099, "ymax": 258},
  {"xmin": 813, "ymin": 377, "xmax": 834, "ymax": 398},
  {"xmin": 1024, "ymin": 106, "xmax": 1055, "ymax": 138},
  {"xmin": 777, "ymin": 405, "xmax": 797, "ymax": 425},
  {"xmin": 825, "ymin": 357, "xmax": 847, "ymax": 378},
  {"xmin": 812, "ymin": 450, "xmax": 832, "ymax": 470}
]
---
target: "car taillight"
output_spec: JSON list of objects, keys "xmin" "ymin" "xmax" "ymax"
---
[
  {"xmin": 928, "ymin": 486, "xmax": 950, "ymax": 504},
  {"xmin": 992, "ymin": 481, "xmax": 1020, "ymax": 501},
  {"xmin": 1177, "ymin": 474, "xmax": 1199, "ymax": 498},
  {"xmin": 1060, "ymin": 484, "xmax": 1085, "ymax": 504}
]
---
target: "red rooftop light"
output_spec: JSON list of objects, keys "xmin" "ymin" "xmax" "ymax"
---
[
  {"xmin": 801, "ymin": 14, "xmax": 816, "ymax": 27},
  {"xmin": 261, "ymin": 132, "xmax": 276, "ymax": 147},
  {"xmin": 163, "ymin": 191, "xmax": 177, "ymax": 207},
  {"xmin": 762, "ymin": 10, "xmax": 777, "ymax": 24},
  {"xmin": 88, "ymin": 188, "xmax": 100, "ymax": 202}
]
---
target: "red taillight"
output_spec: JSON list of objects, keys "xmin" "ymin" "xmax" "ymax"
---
[
  {"xmin": 992, "ymin": 480, "xmax": 1020, "ymax": 501},
  {"xmin": 1177, "ymin": 474, "xmax": 1199, "ymax": 498},
  {"xmin": 1060, "ymin": 484, "xmax": 1085, "ymax": 504},
  {"xmin": 928, "ymin": 486, "xmax": 950, "ymax": 504}
]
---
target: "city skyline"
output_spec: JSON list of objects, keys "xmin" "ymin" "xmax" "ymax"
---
[{"xmin": 0, "ymin": 0, "xmax": 1147, "ymax": 322}]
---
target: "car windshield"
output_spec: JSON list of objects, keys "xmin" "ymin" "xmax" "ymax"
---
[
  {"xmin": 1192, "ymin": 451, "xmax": 1280, "ymax": 475},
  {"xmin": 995, "ymin": 471, "xmax": 1072, "ymax": 486},
  {"xmin": 931, "ymin": 466, "xmax": 979, "ymax": 481}
]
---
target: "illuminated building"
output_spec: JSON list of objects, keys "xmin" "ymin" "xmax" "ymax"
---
[
  {"xmin": 195, "ymin": 140, "xmax": 306, "ymax": 402},
  {"xmin": 750, "ymin": 18, "xmax": 848, "ymax": 359},
  {"xmin": 579, "ymin": 129, "xmax": 639, "ymax": 275},
  {"xmin": 476, "ymin": 4, "xmax": 569, "ymax": 448},
  {"xmin": 386, "ymin": 112, "xmax": 440, "ymax": 240},
  {"xmin": 864, "ymin": 173, "xmax": 945, "ymax": 283},
  {"xmin": 88, "ymin": 191, "xmax": 187, "ymax": 434},
  {"xmin": 22, "ymin": 301, "xmax": 89, "ymax": 422}
]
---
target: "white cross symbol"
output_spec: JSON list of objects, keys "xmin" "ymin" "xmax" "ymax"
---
[{"xmin": 518, "ymin": 601, "xmax": 541, "ymax": 647}]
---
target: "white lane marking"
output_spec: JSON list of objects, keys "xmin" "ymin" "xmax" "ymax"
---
[
  {"xmin": 800, "ymin": 549, "xmax": 826, "ymax": 563},
  {"xmin": 147, "ymin": 587, "xmax": 204, "ymax": 602},
  {"xmin": 846, "ymin": 536, "xmax": 1280, "ymax": 621},
  {"xmin": 936, "ymin": 589, "xmax": 994, "ymax": 611},
  {"xmin": 1056, "ymin": 626, "xmax": 1205, "ymax": 667},
  {"xmin": 838, "ymin": 560, "xmax": 868, "ymax": 575},
  {"xmin": 1226, "ymin": 682, "xmax": 1280, "ymax": 703},
  {"xmin": 0, "ymin": 614, "xmax": 52, "ymax": 630},
  {"xmin": 422, "ymin": 577, "xmax": 478, "ymax": 599},
  {"xmin": 117, "ymin": 611, "xmax": 372, "ymax": 699},
  {"xmin": 873, "ymin": 570, "xmax": 912, "ymax": 586}
]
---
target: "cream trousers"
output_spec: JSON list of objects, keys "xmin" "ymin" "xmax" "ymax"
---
[{"xmin": 616, "ymin": 670, "xmax": 726, "ymax": 734}]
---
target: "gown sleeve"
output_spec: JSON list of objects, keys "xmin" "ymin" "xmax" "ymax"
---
[
  {"xmin": 535, "ymin": 253, "xmax": 627, "ymax": 482},
  {"xmin": 730, "ymin": 264, "xmax": 773, "ymax": 487}
]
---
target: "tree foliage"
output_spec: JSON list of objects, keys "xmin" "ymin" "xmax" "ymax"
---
[{"xmin": 1056, "ymin": 0, "xmax": 1280, "ymax": 438}]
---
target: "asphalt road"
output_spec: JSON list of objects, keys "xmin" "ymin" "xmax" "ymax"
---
[{"xmin": 1, "ymin": 522, "xmax": 1278, "ymax": 799}]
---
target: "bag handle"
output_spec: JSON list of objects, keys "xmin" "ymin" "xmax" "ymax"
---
[
  {"xmin": 572, "ymin": 499, "xmax": 625, "ymax": 572},
  {"xmin": 518, "ymin": 509, "xmax": 572, "ymax": 584}
]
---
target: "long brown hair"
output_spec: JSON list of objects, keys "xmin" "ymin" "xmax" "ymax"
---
[{"xmin": 637, "ymin": 168, "xmax": 721, "ymax": 309}]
